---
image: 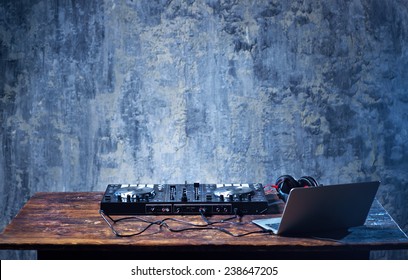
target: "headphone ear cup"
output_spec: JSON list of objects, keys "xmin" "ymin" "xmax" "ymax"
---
[
  {"xmin": 298, "ymin": 176, "xmax": 319, "ymax": 187},
  {"xmin": 276, "ymin": 175, "xmax": 299, "ymax": 195}
]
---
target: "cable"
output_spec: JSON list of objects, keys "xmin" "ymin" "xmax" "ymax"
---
[
  {"xmin": 100, "ymin": 211, "xmax": 347, "ymax": 243},
  {"xmin": 99, "ymin": 210, "xmax": 272, "ymax": 238},
  {"xmin": 100, "ymin": 210, "xmax": 162, "ymax": 237},
  {"xmin": 160, "ymin": 221, "xmax": 271, "ymax": 237}
]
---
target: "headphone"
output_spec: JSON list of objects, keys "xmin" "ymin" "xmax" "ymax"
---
[{"xmin": 275, "ymin": 175, "xmax": 319, "ymax": 202}]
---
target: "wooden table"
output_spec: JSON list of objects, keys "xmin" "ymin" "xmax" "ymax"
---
[{"xmin": 0, "ymin": 192, "xmax": 407, "ymax": 260}]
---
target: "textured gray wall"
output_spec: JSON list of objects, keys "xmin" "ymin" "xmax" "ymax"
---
[{"xmin": 1, "ymin": 0, "xmax": 407, "ymax": 259}]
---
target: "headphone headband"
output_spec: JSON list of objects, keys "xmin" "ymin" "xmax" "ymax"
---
[{"xmin": 275, "ymin": 175, "xmax": 319, "ymax": 202}]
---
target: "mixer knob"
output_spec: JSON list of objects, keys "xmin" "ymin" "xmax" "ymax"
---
[{"xmin": 254, "ymin": 183, "xmax": 262, "ymax": 190}]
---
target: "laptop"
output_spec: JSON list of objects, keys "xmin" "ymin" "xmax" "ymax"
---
[{"xmin": 252, "ymin": 181, "xmax": 380, "ymax": 236}]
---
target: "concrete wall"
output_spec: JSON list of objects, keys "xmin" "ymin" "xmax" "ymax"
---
[{"xmin": 1, "ymin": 0, "xmax": 407, "ymax": 259}]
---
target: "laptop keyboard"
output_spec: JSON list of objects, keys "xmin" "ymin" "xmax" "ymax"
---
[{"xmin": 266, "ymin": 223, "xmax": 280, "ymax": 229}]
